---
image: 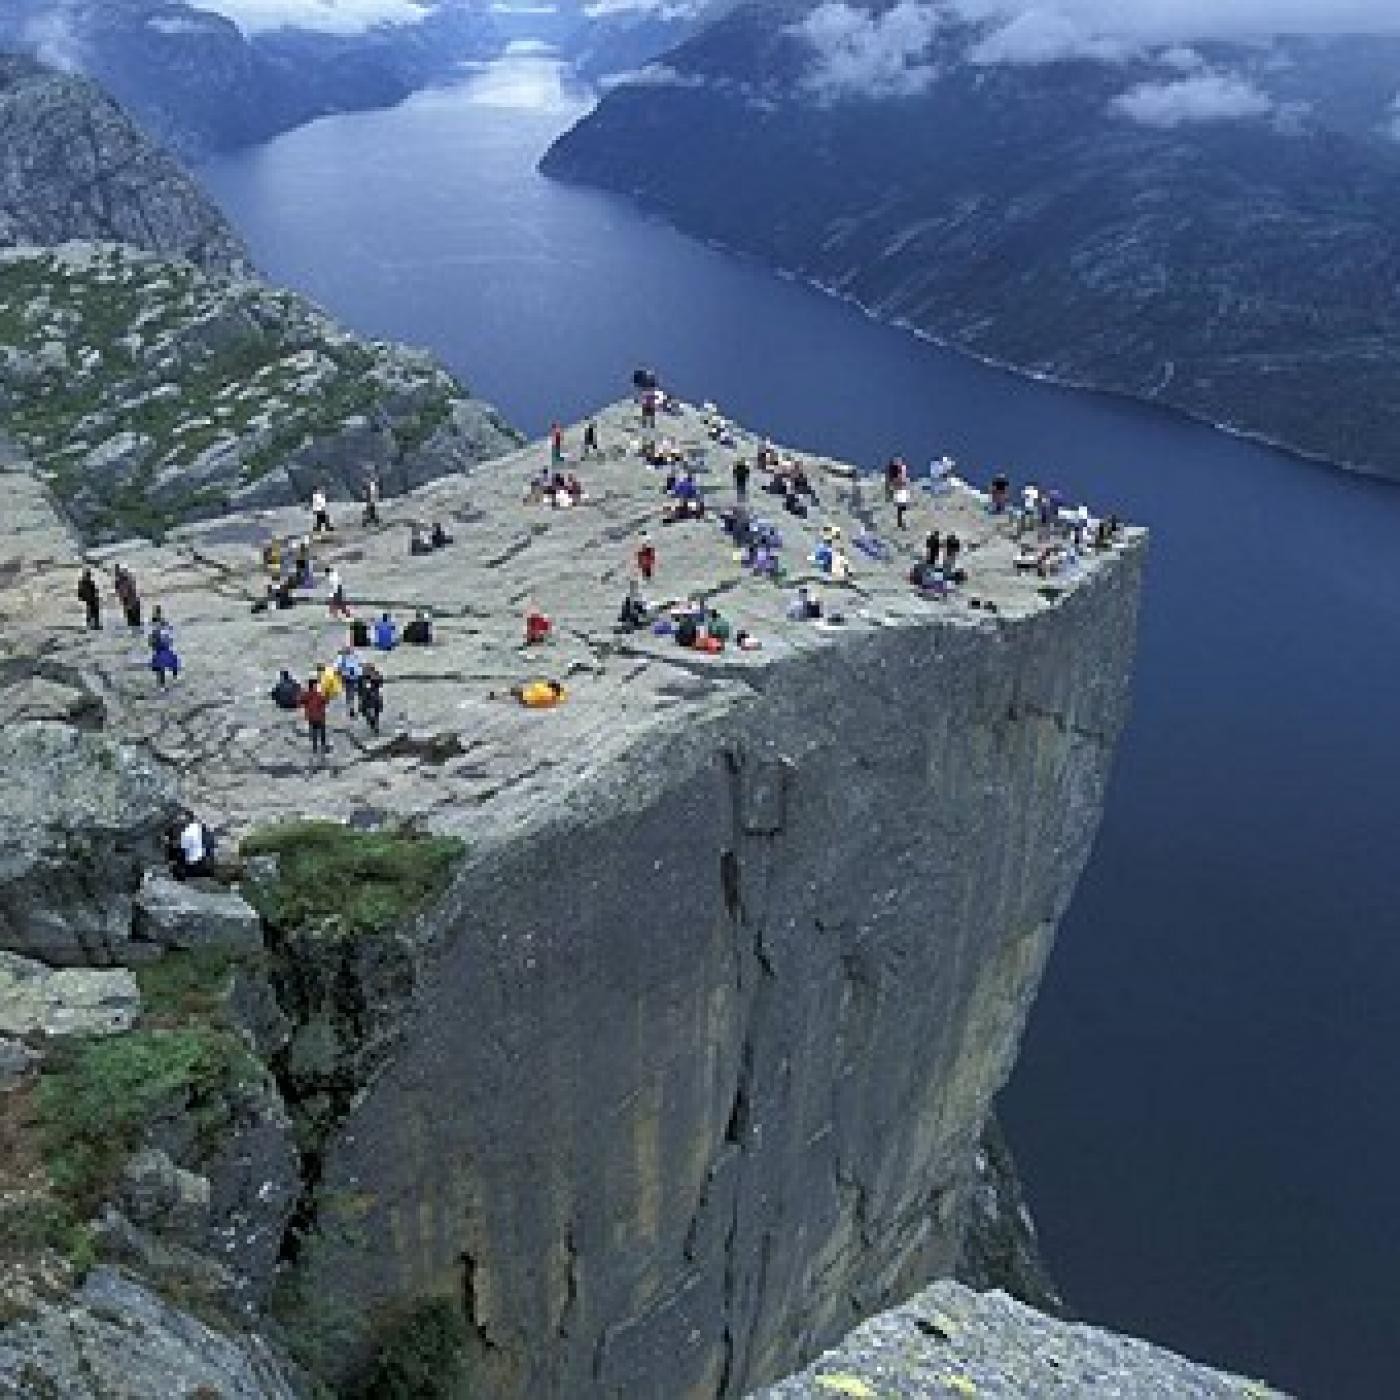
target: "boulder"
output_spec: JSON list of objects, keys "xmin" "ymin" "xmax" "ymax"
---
[
  {"xmin": 0, "ymin": 951, "xmax": 139, "ymax": 1038},
  {"xmin": 0, "ymin": 1267, "xmax": 301, "ymax": 1399},
  {"xmin": 119, "ymin": 1148, "xmax": 212, "ymax": 1240},
  {"xmin": 0, "ymin": 1035, "xmax": 36, "ymax": 1090},
  {"xmin": 134, "ymin": 873, "xmax": 263, "ymax": 955},
  {"xmin": 0, "ymin": 722, "xmax": 179, "ymax": 965}
]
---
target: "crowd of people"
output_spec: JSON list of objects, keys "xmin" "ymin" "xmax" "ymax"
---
[{"xmin": 69, "ymin": 377, "xmax": 1126, "ymax": 782}]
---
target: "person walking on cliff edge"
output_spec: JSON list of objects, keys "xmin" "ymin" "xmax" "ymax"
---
[{"xmin": 77, "ymin": 567, "xmax": 101, "ymax": 630}]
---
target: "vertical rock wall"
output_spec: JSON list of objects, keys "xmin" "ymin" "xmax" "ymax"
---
[{"xmin": 286, "ymin": 541, "xmax": 1145, "ymax": 1397}]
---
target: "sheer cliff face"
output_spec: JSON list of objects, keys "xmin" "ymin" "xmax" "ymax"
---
[
  {"xmin": 0, "ymin": 56, "xmax": 248, "ymax": 273},
  {"xmin": 288, "ymin": 541, "xmax": 1145, "ymax": 1397},
  {"xmin": 542, "ymin": 5, "xmax": 1400, "ymax": 481}
]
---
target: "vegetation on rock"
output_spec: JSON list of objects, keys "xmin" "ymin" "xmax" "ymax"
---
[
  {"xmin": 36, "ymin": 1027, "xmax": 260, "ymax": 1216},
  {"xmin": 240, "ymin": 821, "xmax": 465, "ymax": 940}
]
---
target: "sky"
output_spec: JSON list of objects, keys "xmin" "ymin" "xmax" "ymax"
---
[{"xmin": 195, "ymin": 0, "xmax": 432, "ymax": 34}]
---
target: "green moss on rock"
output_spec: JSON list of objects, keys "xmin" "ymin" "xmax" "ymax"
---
[{"xmin": 240, "ymin": 821, "xmax": 464, "ymax": 940}]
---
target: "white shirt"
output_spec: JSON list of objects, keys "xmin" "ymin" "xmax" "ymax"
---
[
  {"xmin": 327, "ymin": 568, "xmax": 342, "ymax": 595},
  {"xmin": 311, "ymin": 491, "xmax": 327, "ymax": 512},
  {"xmin": 179, "ymin": 821, "xmax": 205, "ymax": 866}
]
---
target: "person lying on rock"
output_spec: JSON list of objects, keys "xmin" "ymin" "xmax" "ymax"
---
[
  {"xmin": 404, "ymin": 611, "xmax": 433, "ymax": 646},
  {"xmin": 509, "ymin": 680, "xmax": 565, "ymax": 709},
  {"xmin": 430, "ymin": 521, "xmax": 454, "ymax": 549},
  {"xmin": 270, "ymin": 669, "xmax": 302, "ymax": 711}
]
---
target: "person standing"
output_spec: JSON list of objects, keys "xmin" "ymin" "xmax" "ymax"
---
[
  {"xmin": 362, "ymin": 474, "xmax": 381, "ymax": 527},
  {"xmin": 148, "ymin": 609, "xmax": 180, "ymax": 687},
  {"xmin": 335, "ymin": 644, "xmax": 363, "ymax": 717},
  {"xmin": 326, "ymin": 566, "xmax": 350, "ymax": 619},
  {"xmin": 636, "ymin": 534, "xmax": 657, "ymax": 582},
  {"xmin": 300, "ymin": 677, "xmax": 330, "ymax": 756},
  {"xmin": 733, "ymin": 457, "xmax": 751, "ymax": 502},
  {"xmin": 77, "ymin": 568, "xmax": 101, "ymax": 630},
  {"xmin": 550, "ymin": 422, "xmax": 564, "ymax": 464},
  {"xmin": 311, "ymin": 487, "xmax": 333, "ymax": 535},
  {"xmin": 583, "ymin": 420, "xmax": 599, "ymax": 458},
  {"xmin": 113, "ymin": 565, "xmax": 142, "ymax": 629},
  {"xmin": 925, "ymin": 529, "xmax": 941, "ymax": 568},
  {"xmin": 893, "ymin": 480, "xmax": 911, "ymax": 530},
  {"xmin": 360, "ymin": 664, "xmax": 384, "ymax": 734}
]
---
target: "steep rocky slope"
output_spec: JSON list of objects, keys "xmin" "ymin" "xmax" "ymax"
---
[
  {"xmin": 0, "ymin": 401, "xmax": 1149, "ymax": 1395},
  {"xmin": 0, "ymin": 242, "xmax": 521, "ymax": 540},
  {"xmin": 0, "ymin": 54, "xmax": 247, "ymax": 272},
  {"xmin": 543, "ymin": 1, "xmax": 1400, "ymax": 480}
]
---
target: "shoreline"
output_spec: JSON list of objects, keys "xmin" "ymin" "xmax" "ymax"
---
[{"xmin": 539, "ymin": 167, "xmax": 1397, "ymax": 490}]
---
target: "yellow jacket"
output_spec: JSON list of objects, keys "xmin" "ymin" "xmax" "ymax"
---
[
  {"xmin": 318, "ymin": 666, "xmax": 343, "ymax": 701},
  {"xmin": 520, "ymin": 681, "xmax": 565, "ymax": 709}
]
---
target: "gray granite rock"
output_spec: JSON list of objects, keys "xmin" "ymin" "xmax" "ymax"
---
[
  {"xmin": 0, "ymin": 55, "xmax": 249, "ymax": 273},
  {"xmin": 119, "ymin": 1148, "xmax": 212, "ymax": 1241},
  {"xmin": 0, "ymin": 1034, "xmax": 37, "ymax": 1089},
  {"xmin": 752, "ymin": 1279, "xmax": 1287, "ymax": 1399},
  {"xmin": 0, "ymin": 1266, "xmax": 300, "ymax": 1399},
  {"xmin": 0, "ymin": 951, "xmax": 140, "ymax": 1037},
  {"xmin": 0, "ymin": 722, "xmax": 179, "ymax": 966},
  {"xmin": 134, "ymin": 873, "xmax": 263, "ymax": 955}
]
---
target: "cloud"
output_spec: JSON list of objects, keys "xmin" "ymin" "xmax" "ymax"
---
[
  {"xmin": 21, "ymin": 12, "xmax": 85, "ymax": 71},
  {"xmin": 966, "ymin": 9, "xmax": 1132, "ymax": 65},
  {"xmin": 791, "ymin": 1, "xmax": 944, "ymax": 101},
  {"xmin": 599, "ymin": 61, "xmax": 708, "ymax": 90},
  {"xmin": 1109, "ymin": 71, "xmax": 1276, "ymax": 127},
  {"xmin": 953, "ymin": 0, "xmax": 1400, "ymax": 47},
  {"xmin": 582, "ymin": 0, "xmax": 706, "ymax": 18},
  {"xmin": 194, "ymin": 1, "xmax": 431, "ymax": 36}
]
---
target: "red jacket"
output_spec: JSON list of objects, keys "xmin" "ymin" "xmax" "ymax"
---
[{"xmin": 300, "ymin": 686, "xmax": 329, "ymax": 723}]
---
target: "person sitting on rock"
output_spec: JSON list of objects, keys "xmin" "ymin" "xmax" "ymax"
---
[
  {"xmin": 524, "ymin": 607, "xmax": 552, "ymax": 646},
  {"xmin": 786, "ymin": 586, "xmax": 822, "ymax": 622},
  {"xmin": 706, "ymin": 609, "xmax": 733, "ymax": 644},
  {"xmin": 373, "ymin": 612, "xmax": 399, "ymax": 651},
  {"xmin": 618, "ymin": 581, "xmax": 649, "ymax": 632},
  {"xmin": 170, "ymin": 810, "xmax": 215, "ymax": 881},
  {"xmin": 404, "ymin": 610, "xmax": 433, "ymax": 646},
  {"xmin": 410, "ymin": 524, "xmax": 435, "ymax": 556},
  {"xmin": 563, "ymin": 474, "xmax": 585, "ymax": 505},
  {"xmin": 270, "ymin": 669, "xmax": 302, "ymax": 711},
  {"xmin": 77, "ymin": 567, "xmax": 101, "ymax": 630},
  {"xmin": 430, "ymin": 521, "xmax": 454, "ymax": 549}
]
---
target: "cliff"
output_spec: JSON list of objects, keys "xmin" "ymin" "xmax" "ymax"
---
[
  {"xmin": 0, "ymin": 54, "xmax": 248, "ymax": 273},
  {"xmin": 542, "ymin": 2, "xmax": 1400, "ymax": 481},
  {"xmin": 0, "ymin": 400, "xmax": 1146, "ymax": 1395}
]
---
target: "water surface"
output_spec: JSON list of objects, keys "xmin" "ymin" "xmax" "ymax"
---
[{"xmin": 202, "ymin": 52, "xmax": 1400, "ymax": 1399}]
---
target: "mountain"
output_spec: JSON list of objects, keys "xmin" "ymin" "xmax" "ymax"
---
[
  {"xmin": 555, "ymin": 1, "xmax": 737, "ymax": 85},
  {"xmin": 0, "ymin": 54, "xmax": 248, "ymax": 272},
  {"xmin": 0, "ymin": 58, "xmax": 519, "ymax": 538},
  {"xmin": 0, "ymin": 1, "xmax": 502, "ymax": 157},
  {"xmin": 542, "ymin": 1, "xmax": 1400, "ymax": 480}
]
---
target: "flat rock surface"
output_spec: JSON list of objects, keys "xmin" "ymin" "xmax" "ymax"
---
[
  {"xmin": 752, "ymin": 1280, "xmax": 1287, "ymax": 1399},
  {"xmin": 0, "ymin": 950, "xmax": 140, "ymax": 1038},
  {"xmin": 0, "ymin": 399, "xmax": 1140, "ymax": 850}
]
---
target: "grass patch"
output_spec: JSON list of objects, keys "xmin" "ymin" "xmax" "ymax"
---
[
  {"xmin": 357, "ymin": 1297, "xmax": 472, "ymax": 1400},
  {"xmin": 240, "ymin": 821, "xmax": 464, "ymax": 940},
  {"xmin": 135, "ymin": 949, "xmax": 241, "ymax": 1026},
  {"xmin": 36, "ymin": 1029, "xmax": 261, "ymax": 1217}
]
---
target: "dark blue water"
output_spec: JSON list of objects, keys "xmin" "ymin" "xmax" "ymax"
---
[{"xmin": 201, "ymin": 53, "xmax": 1400, "ymax": 1399}]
